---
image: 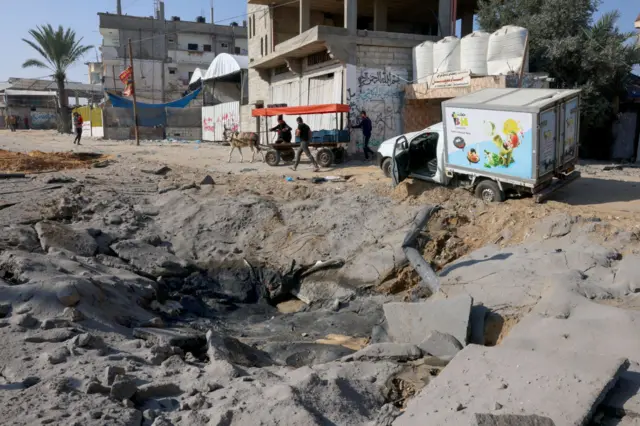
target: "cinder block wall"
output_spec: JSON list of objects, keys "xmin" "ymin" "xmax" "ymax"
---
[
  {"xmin": 165, "ymin": 127, "xmax": 203, "ymax": 140},
  {"xmin": 243, "ymin": 4, "xmax": 272, "ymax": 133}
]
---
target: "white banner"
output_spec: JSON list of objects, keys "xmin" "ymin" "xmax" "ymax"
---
[{"xmin": 429, "ymin": 70, "xmax": 471, "ymax": 89}]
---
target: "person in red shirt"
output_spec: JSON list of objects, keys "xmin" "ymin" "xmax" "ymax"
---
[{"xmin": 72, "ymin": 112, "xmax": 83, "ymax": 145}]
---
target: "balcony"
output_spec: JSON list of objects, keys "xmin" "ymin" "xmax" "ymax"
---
[{"xmin": 168, "ymin": 50, "xmax": 216, "ymax": 66}]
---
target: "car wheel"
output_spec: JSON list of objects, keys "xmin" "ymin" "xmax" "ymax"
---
[
  {"xmin": 381, "ymin": 158, "xmax": 392, "ymax": 178},
  {"xmin": 475, "ymin": 180, "xmax": 505, "ymax": 203}
]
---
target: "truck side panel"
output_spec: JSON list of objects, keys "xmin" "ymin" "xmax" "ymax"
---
[
  {"xmin": 560, "ymin": 97, "xmax": 579, "ymax": 166},
  {"xmin": 443, "ymin": 106, "xmax": 535, "ymax": 180},
  {"xmin": 537, "ymin": 108, "xmax": 557, "ymax": 178}
]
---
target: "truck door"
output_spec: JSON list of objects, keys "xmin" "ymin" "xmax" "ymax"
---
[
  {"xmin": 391, "ymin": 135, "xmax": 410, "ymax": 187},
  {"xmin": 560, "ymin": 97, "xmax": 579, "ymax": 165}
]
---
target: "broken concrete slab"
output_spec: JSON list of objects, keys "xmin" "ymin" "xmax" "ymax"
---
[
  {"xmin": 613, "ymin": 254, "xmax": 640, "ymax": 294},
  {"xmin": 469, "ymin": 304, "xmax": 489, "ymax": 345},
  {"xmin": 393, "ymin": 345, "xmax": 628, "ymax": 426},
  {"xmin": 344, "ymin": 343, "xmax": 423, "ymax": 362},
  {"xmin": 472, "ymin": 413, "xmax": 556, "ymax": 426},
  {"xmin": 206, "ymin": 329, "xmax": 274, "ymax": 368},
  {"xmin": 110, "ymin": 239, "xmax": 189, "ymax": 277},
  {"xmin": 0, "ymin": 225, "xmax": 41, "ymax": 252},
  {"xmin": 418, "ymin": 331, "xmax": 463, "ymax": 358},
  {"xmin": 35, "ymin": 221, "xmax": 98, "ymax": 257},
  {"xmin": 383, "ymin": 294, "xmax": 472, "ymax": 347}
]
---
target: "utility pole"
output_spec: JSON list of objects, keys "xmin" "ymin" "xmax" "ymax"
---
[{"xmin": 128, "ymin": 38, "xmax": 140, "ymax": 145}]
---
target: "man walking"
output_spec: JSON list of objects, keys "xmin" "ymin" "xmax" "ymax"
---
[
  {"xmin": 8, "ymin": 115, "xmax": 17, "ymax": 132},
  {"xmin": 352, "ymin": 111, "xmax": 374, "ymax": 160},
  {"xmin": 292, "ymin": 117, "xmax": 319, "ymax": 172},
  {"xmin": 72, "ymin": 112, "xmax": 83, "ymax": 145}
]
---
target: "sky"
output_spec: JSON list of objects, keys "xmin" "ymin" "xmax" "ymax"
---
[{"xmin": 0, "ymin": 0, "xmax": 637, "ymax": 83}]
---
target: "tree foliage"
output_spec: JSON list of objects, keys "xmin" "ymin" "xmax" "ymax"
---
[
  {"xmin": 22, "ymin": 24, "xmax": 93, "ymax": 133},
  {"xmin": 477, "ymin": 0, "xmax": 640, "ymax": 157}
]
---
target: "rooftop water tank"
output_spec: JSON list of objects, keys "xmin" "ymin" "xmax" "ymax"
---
[
  {"xmin": 461, "ymin": 31, "xmax": 490, "ymax": 75},
  {"xmin": 413, "ymin": 41, "xmax": 434, "ymax": 84},
  {"xmin": 433, "ymin": 36, "xmax": 461, "ymax": 73},
  {"xmin": 487, "ymin": 25, "xmax": 529, "ymax": 75}
]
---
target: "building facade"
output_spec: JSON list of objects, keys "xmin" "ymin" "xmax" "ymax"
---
[
  {"xmin": 99, "ymin": 1, "xmax": 248, "ymax": 104},
  {"xmin": 242, "ymin": 0, "xmax": 476, "ymax": 152}
]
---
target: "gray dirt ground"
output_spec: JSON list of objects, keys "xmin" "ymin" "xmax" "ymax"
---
[{"xmin": 2, "ymin": 129, "xmax": 640, "ymax": 425}]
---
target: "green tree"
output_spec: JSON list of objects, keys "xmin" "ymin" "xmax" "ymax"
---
[
  {"xmin": 22, "ymin": 24, "xmax": 93, "ymax": 133},
  {"xmin": 477, "ymin": 0, "xmax": 640, "ymax": 158}
]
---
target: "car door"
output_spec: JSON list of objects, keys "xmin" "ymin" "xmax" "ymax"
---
[{"xmin": 391, "ymin": 135, "xmax": 410, "ymax": 187}]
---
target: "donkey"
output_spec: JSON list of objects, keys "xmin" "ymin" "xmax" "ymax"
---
[{"xmin": 224, "ymin": 125, "xmax": 264, "ymax": 163}]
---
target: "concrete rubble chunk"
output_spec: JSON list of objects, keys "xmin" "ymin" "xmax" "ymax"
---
[
  {"xmin": 45, "ymin": 347, "xmax": 70, "ymax": 365},
  {"xmin": 419, "ymin": 330, "xmax": 463, "ymax": 358},
  {"xmin": 110, "ymin": 240, "xmax": 189, "ymax": 277},
  {"xmin": 206, "ymin": 329, "xmax": 274, "ymax": 368},
  {"xmin": 105, "ymin": 366, "xmax": 126, "ymax": 386},
  {"xmin": 200, "ymin": 175, "xmax": 215, "ymax": 185},
  {"xmin": 110, "ymin": 375, "xmax": 138, "ymax": 400},
  {"xmin": 134, "ymin": 382, "xmax": 182, "ymax": 401},
  {"xmin": 24, "ymin": 329, "xmax": 77, "ymax": 343},
  {"xmin": 345, "ymin": 343, "xmax": 423, "ymax": 362},
  {"xmin": 34, "ymin": 221, "xmax": 98, "ymax": 257},
  {"xmin": 86, "ymin": 381, "xmax": 110, "ymax": 395},
  {"xmin": 473, "ymin": 413, "xmax": 557, "ymax": 426},
  {"xmin": 10, "ymin": 313, "xmax": 39, "ymax": 328},
  {"xmin": 383, "ymin": 294, "xmax": 473, "ymax": 346},
  {"xmin": 393, "ymin": 345, "xmax": 628, "ymax": 426}
]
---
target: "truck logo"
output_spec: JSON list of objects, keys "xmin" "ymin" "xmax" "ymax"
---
[{"xmin": 451, "ymin": 112, "xmax": 468, "ymax": 127}]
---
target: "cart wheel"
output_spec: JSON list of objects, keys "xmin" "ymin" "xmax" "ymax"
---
[
  {"xmin": 316, "ymin": 148, "xmax": 334, "ymax": 168},
  {"xmin": 333, "ymin": 148, "xmax": 345, "ymax": 164},
  {"xmin": 281, "ymin": 149, "xmax": 295, "ymax": 163},
  {"xmin": 265, "ymin": 150, "xmax": 281, "ymax": 167}
]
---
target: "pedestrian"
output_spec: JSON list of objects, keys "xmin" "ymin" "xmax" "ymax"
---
[
  {"xmin": 270, "ymin": 114, "xmax": 292, "ymax": 143},
  {"xmin": 24, "ymin": 116, "xmax": 29, "ymax": 130},
  {"xmin": 72, "ymin": 112, "xmax": 83, "ymax": 145},
  {"xmin": 352, "ymin": 111, "xmax": 374, "ymax": 161},
  {"xmin": 292, "ymin": 116, "xmax": 319, "ymax": 172},
  {"xmin": 9, "ymin": 115, "xmax": 17, "ymax": 132}
]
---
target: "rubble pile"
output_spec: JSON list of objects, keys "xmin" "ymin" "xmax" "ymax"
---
[{"xmin": 1, "ymin": 164, "xmax": 640, "ymax": 426}]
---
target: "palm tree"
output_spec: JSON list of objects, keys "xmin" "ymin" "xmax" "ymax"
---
[{"xmin": 22, "ymin": 24, "xmax": 93, "ymax": 133}]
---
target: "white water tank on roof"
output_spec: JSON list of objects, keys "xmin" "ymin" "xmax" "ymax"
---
[
  {"xmin": 433, "ymin": 36, "xmax": 461, "ymax": 73},
  {"xmin": 461, "ymin": 31, "xmax": 490, "ymax": 75},
  {"xmin": 413, "ymin": 41, "xmax": 435, "ymax": 84},
  {"xmin": 487, "ymin": 25, "xmax": 529, "ymax": 75}
]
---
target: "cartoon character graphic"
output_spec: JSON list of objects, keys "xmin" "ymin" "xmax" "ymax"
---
[
  {"xmin": 453, "ymin": 136, "xmax": 466, "ymax": 149},
  {"xmin": 481, "ymin": 119, "xmax": 522, "ymax": 169},
  {"xmin": 467, "ymin": 148, "xmax": 480, "ymax": 164}
]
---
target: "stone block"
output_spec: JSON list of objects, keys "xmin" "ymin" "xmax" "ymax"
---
[
  {"xmin": 383, "ymin": 294, "xmax": 473, "ymax": 346},
  {"xmin": 393, "ymin": 345, "xmax": 628, "ymax": 426}
]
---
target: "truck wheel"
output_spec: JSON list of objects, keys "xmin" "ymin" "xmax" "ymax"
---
[
  {"xmin": 316, "ymin": 148, "xmax": 334, "ymax": 168},
  {"xmin": 265, "ymin": 150, "xmax": 281, "ymax": 167},
  {"xmin": 475, "ymin": 180, "xmax": 505, "ymax": 203},
  {"xmin": 381, "ymin": 158, "xmax": 392, "ymax": 178}
]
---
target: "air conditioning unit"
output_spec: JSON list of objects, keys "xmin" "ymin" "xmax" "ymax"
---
[
  {"xmin": 171, "ymin": 16, "xmax": 180, "ymax": 21},
  {"xmin": 196, "ymin": 16, "xmax": 206, "ymax": 23}
]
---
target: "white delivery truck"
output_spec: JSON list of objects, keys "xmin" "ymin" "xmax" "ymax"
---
[{"xmin": 379, "ymin": 88, "xmax": 581, "ymax": 202}]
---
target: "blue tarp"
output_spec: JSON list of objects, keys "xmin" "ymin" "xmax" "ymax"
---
[{"xmin": 106, "ymin": 88, "xmax": 202, "ymax": 109}]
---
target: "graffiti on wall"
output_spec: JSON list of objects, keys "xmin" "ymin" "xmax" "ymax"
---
[
  {"xmin": 30, "ymin": 111, "xmax": 57, "ymax": 130},
  {"xmin": 202, "ymin": 102, "xmax": 240, "ymax": 141},
  {"xmin": 347, "ymin": 68, "xmax": 407, "ymax": 150}
]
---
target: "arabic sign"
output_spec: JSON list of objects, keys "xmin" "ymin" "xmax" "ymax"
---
[{"xmin": 429, "ymin": 70, "xmax": 471, "ymax": 89}]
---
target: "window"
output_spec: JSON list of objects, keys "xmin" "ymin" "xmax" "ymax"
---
[
  {"xmin": 234, "ymin": 46, "xmax": 241, "ymax": 54},
  {"xmin": 307, "ymin": 51, "xmax": 331, "ymax": 66},
  {"xmin": 274, "ymin": 64, "xmax": 288, "ymax": 75},
  {"xmin": 187, "ymin": 43, "xmax": 198, "ymax": 51},
  {"xmin": 169, "ymin": 68, "xmax": 176, "ymax": 75},
  {"xmin": 248, "ymin": 17, "xmax": 252, "ymax": 38},
  {"xmin": 203, "ymin": 44, "xmax": 212, "ymax": 52},
  {"xmin": 265, "ymin": 35, "xmax": 268, "ymax": 54},
  {"xmin": 167, "ymin": 37, "xmax": 175, "ymax": 43},
  {"xmin": 221, "ymin": 42, "xmax": 228, "ymax": 48},
  {"xmin": 252, "ymin": 16, "xmax": 256, "ymax": 36},
  {"xmin": 188, "ymin": 72, "xmax": 193, "ymax": 81},
  {"xmin": 260, "ymin": 37, "xmax": 263, "ymax": 56}
]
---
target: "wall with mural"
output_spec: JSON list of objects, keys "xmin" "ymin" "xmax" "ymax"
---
[
  {"xmin": 202, "ymin": 102, "xmax": 240, "ymax": 142},
  {"xmin": 346, "ymin": 66, "xmax": 407, "ymax": 151}
]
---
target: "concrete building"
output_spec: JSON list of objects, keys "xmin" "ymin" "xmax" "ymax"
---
[
  {"xmin": 242, "ymin": 0, "xmax": 477, "ymax": 151},
  {"xmin": 99, "ymin": 0, "xmax": 248, "ymax": 104}
]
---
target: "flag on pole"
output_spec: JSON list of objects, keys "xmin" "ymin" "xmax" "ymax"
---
[{"xmin": 119, "ymin": 66, "xmax": 134, "ymax": 96}]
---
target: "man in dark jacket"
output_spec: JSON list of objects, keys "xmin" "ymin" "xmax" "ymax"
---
[
  {"xmin": 352, "ymin": 111, "xmax": 374, "ymax": 160},
  {"xmin": 292, "ymin": 117, "xmax": 319, "ymax": 172},
  {"xmin": 270, "ymin": 115, "xmax": 292, "ymax": 143}
]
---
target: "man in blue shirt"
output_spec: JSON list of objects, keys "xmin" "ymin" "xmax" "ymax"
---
[{"xmin": 352, "ymin": 111, "xmax": 374, "ymax": 160}]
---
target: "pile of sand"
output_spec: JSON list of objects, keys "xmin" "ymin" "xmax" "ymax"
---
[{"xmin": 0, "ymin": 150, "xmax": 108, "ymax": 173}]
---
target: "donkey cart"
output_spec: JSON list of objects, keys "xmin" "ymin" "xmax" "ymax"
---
[{"xmin": 251, "ymin": 104, "xmax": 350, "ymax": 168}]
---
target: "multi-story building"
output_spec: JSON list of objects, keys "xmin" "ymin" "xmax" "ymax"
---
[
  {"xmin": 98, "ymin": 0, "xmax": 248, "ymax": 104},
  {"xmin": 242, "ymin": 0, "xmax": 476, "ymax": 151}
]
